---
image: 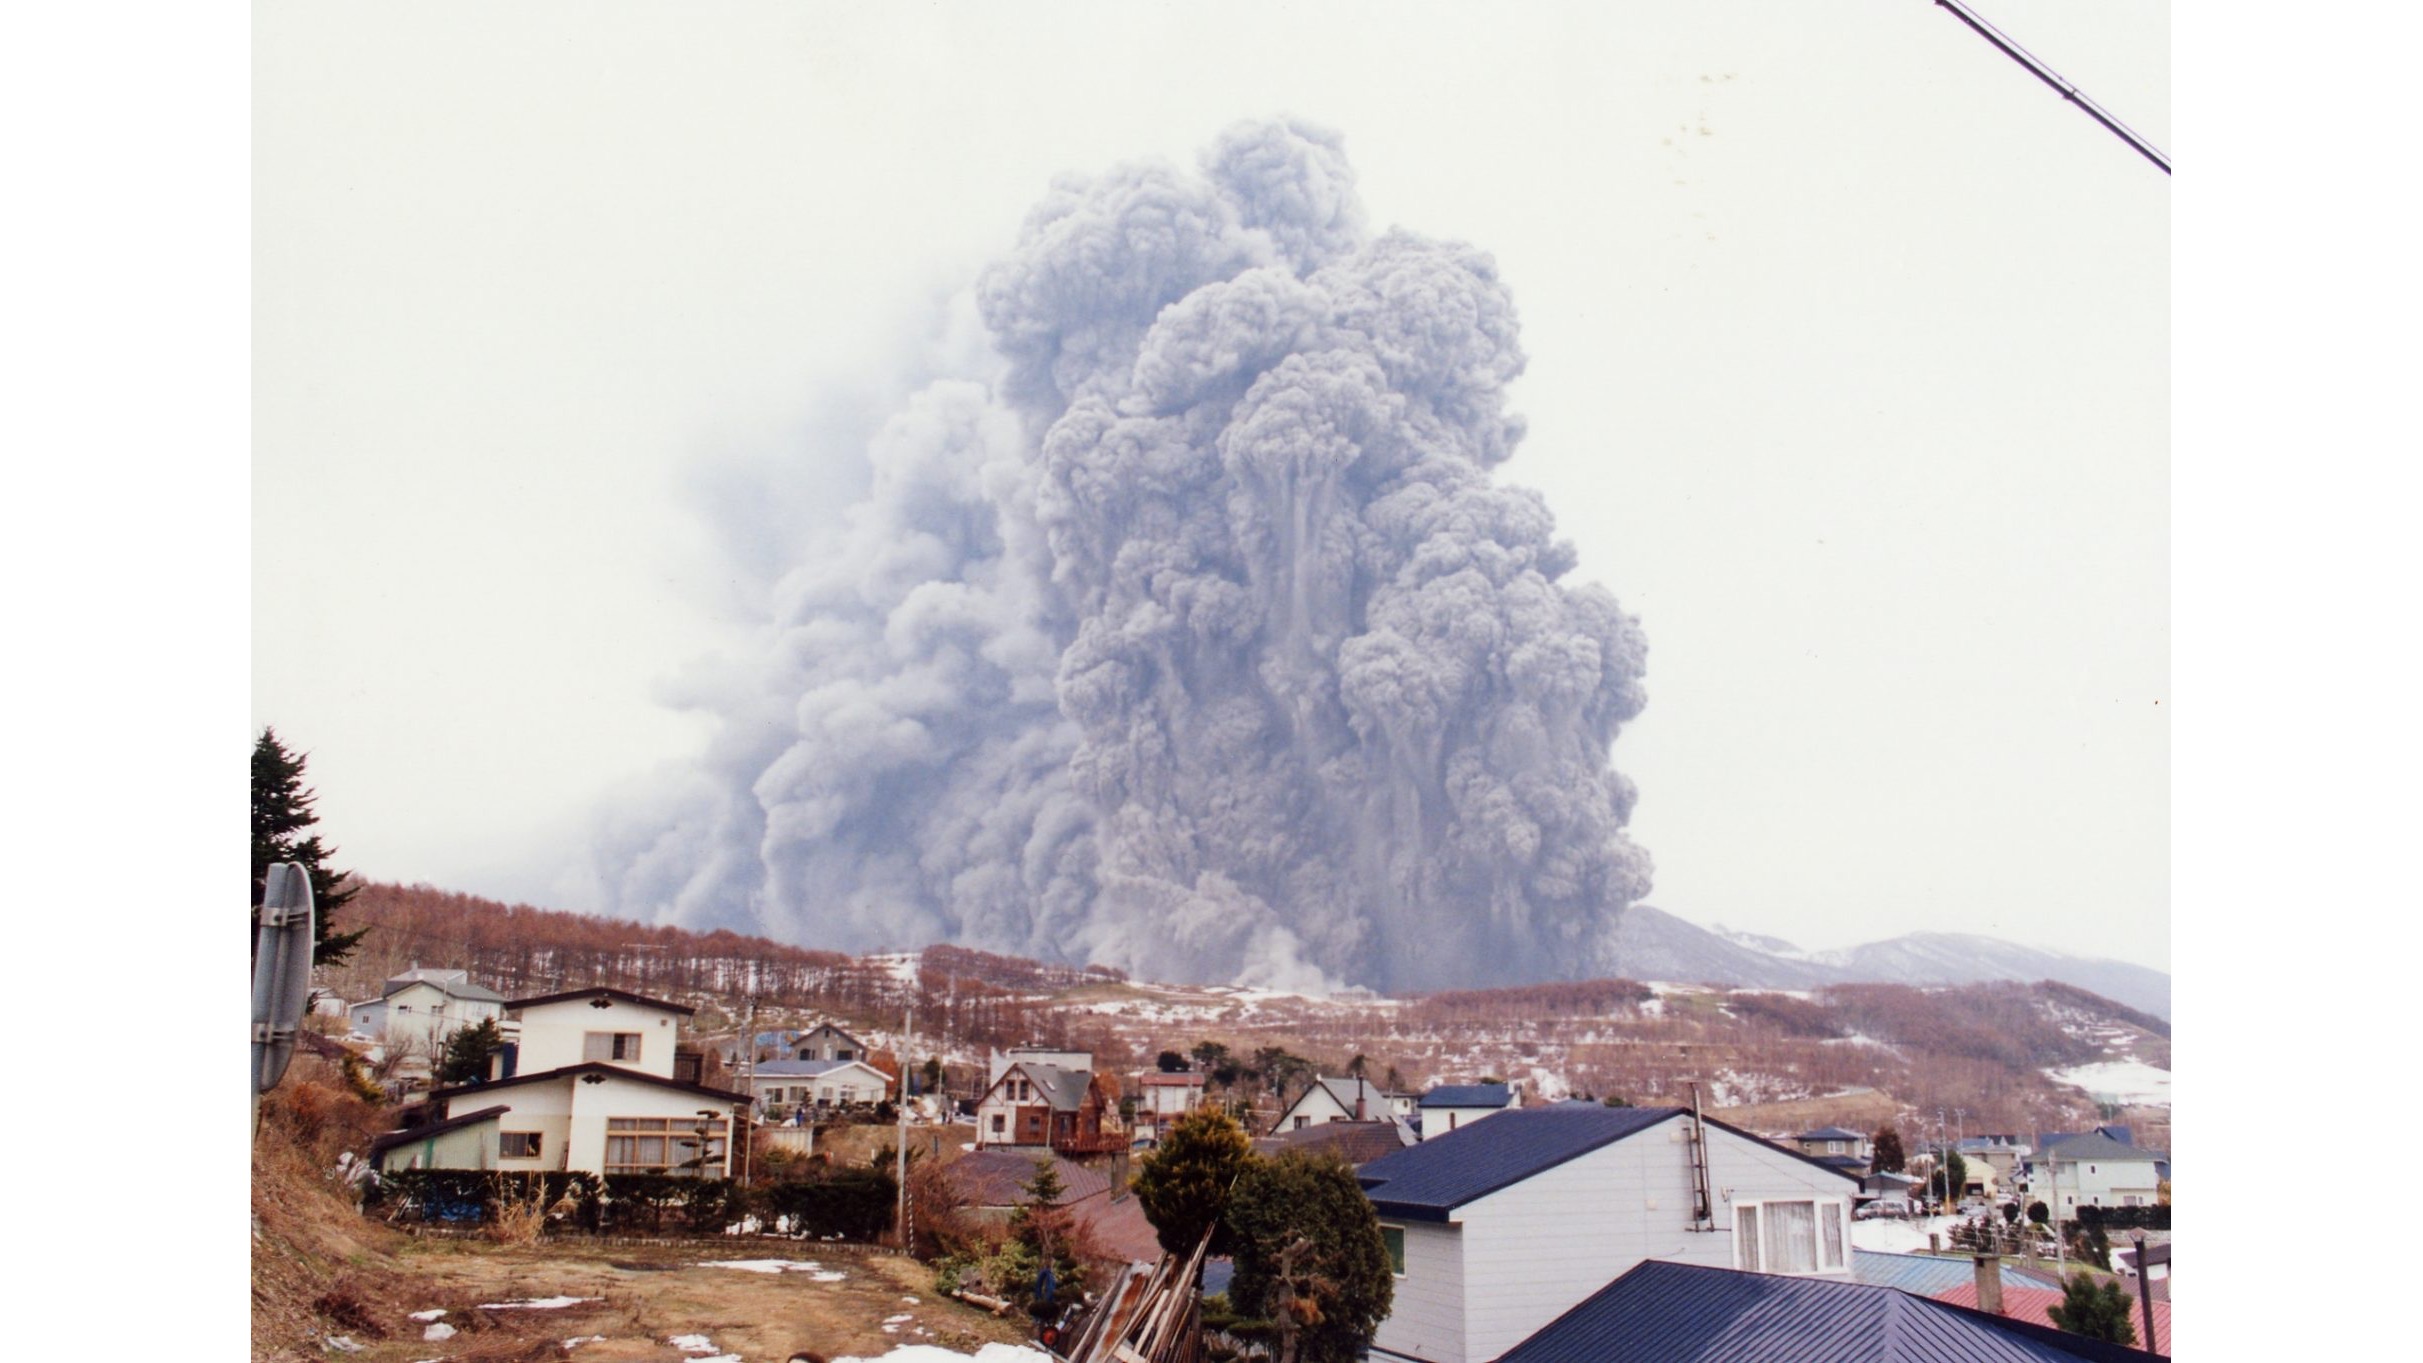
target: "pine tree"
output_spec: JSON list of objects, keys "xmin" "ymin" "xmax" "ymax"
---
[
  {"xmin": 2046, "ymin": 1272, "xmax": 2137, "ymax": 1346},
  {"xmin": 1871, "ymin": 1127, "xmax": 1906, "ymax": 1173},
  {"xmin": 1135, "ymin": 1106, "xmax": 1255, "ymax": 1258},
  {"xmin": 437, "ymin": 1018, "xmax": 505, "ymax": 1085},
  {"xmin": 251, "ymin": 727, "xmax": 365, "ymax": 965}
]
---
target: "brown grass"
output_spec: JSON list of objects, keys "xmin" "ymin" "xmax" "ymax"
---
[{"xmin": 252, "ymin": 1075, "xmax": 1035, "ymax": 1362}]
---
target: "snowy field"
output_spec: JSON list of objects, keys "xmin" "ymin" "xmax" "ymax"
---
[
  {"xmin": 1849, "ymin": 1214, "xmax": 1965, "ymax": 1256},
  {"xmin": 2043, "ymin": 1059, "xmax": 2171, "ymax": 1107}
]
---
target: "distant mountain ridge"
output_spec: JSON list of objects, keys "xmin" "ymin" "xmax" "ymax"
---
[{"xmin": 1612, "ymin": 905, "xmax": 2170, "ymax": 1020}]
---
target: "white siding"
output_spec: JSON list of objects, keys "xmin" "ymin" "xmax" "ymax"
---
[
  {"xmin": 1372, "ymin": 1220, "xmax": 1464, "ymax": 1363},
  {"xmin": 1419, "ymin": 1106, "xmax": 1506, "ymax": 1141},
  {"xmin": 1379, "ymin": 1116, "xmax": 1860, "ymax": 1363},
  {"xmin": 2049, "ymin": 1154, "xmax": 2162, "ymax": 1214},
  {"xmin": 512, "ymin": 996, "xmax": 682, "ymax": 1078}
]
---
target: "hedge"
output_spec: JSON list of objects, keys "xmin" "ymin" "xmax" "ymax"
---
[
  {"xmin": 367, "ymin": 1166, "xmax": 898, "ymax": 1240},
  {"xmin": 2073, "ymin": 1204, "xmax": 2169, "ymax": 1231},
  {"xmin": 369, "ymin": 1169, "xmax": 739, "ymax": 1235}
]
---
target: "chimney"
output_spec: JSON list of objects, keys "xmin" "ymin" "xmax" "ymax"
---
[
  {"xmin": 1355, "ymin": 1076, "xmax": 1368, "ymax": 1121},
  {"xmin": 1972, "ymin": 1256, "xmax": 2004, "ymax": 1316}
]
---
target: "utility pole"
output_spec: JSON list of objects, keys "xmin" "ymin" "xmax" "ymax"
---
[
  {"xmin": 895, "ymin": 1001, "xmax": 914, "ymax": 1252},
  {"xmin": 739, "ymin": 995, "xmax": 756, "ymax": 1186},
  {"xmin": 2130, "ymin": 1231, "xmax": 2157, "ymax": 1350}
]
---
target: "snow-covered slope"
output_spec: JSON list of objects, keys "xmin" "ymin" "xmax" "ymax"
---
[{"xmin": 1611, "ymin": 908, "xmax": 2169, "ymax": 1019}]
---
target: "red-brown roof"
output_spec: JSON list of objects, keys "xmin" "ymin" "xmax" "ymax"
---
[{"xmin": 1933, "ymin": 1281, "xmax": 2169, "ymax": 1356}]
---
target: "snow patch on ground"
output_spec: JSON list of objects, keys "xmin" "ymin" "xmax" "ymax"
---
[
  {"xmin": 409, "ymin": 1309, "xmax": 447, "ymax": 1322},
  {"xmin": 702, "ymin": 1258, "xmax": 827, "ymax": 1273},
  {"xmin": 670, "ymin": 1333, "xmax": 719, "ymax": 1352},
  {"xmin": 1850, "ymin": 1214, "xmax": 1964, "ymax": 1256},
  {"xmin": 477, "ymin": 1295, "xmax": 599, "ymax": 1310},
  {"xmin": 2044, "ymin": 1059, "xmax": 2170, "ymax": 1107},
  {"xmin": 812, "ymin": 1270, "xmax": 848, "ymax": 1282},
  {"xmin": 835, "ymin": 1346, "xmax": 1055, "ymax": 1363}
]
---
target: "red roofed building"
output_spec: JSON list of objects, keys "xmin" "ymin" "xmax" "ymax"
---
[{"xmin": 1934, "ymin": 1279, "xmax": 2169, "ymax": 1356}]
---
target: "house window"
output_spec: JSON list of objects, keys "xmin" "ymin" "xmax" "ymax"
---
[
  {"xmin": 605, "ymin": 1116, "xmax": 726, "ymax": 1175},
  {"xmin": 992, "ymin": 1114, "xmax": 1006, "ymax": 1134},
  {"xmin": 1381, "ymin": 1224, "xmax": 1406, "ymax": 1277},
  {"xmin": 584, "ymin": 1032, "xmax": 643, "ymax": 1063},
  {"xmin": 501, "ymin": 1132, "xmax": 542, "ymax": 1159},
  {"xmin": 837, "ymin": 1049, "xmax": 855, "ymax": 1061},
  {"xmin": 1294, "ymin": 1116, "xmax": 1311, "ymax": 1130},
  {"xmin": 1734, "ymin": 1200, "xmax": 1847, "ymax": 1275}
]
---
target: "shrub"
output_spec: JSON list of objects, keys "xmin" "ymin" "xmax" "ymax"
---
[
  {"xmin": 755, "ymin": 1167, "xmax": 898, "ymax": 1241},
  {"xmin": 2046, "ymin": 1273, "xmax": 2137, "ymax": 1346}
]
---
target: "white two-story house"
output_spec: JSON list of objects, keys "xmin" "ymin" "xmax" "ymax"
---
[
  {"xmin": 1272, "ymin": 1074, "xmax": 1387, "ymax": 1132},
  {"xmin": 371, "ymin": 986, "xmax": 749, "ymax": 1178},
  {"xmin": 348, "ymin": 966, "xmax": 505, "ymax": 1059},
  {"xmin": 1359, "ymin": 1103, "xmax": 1861, "ymax": 1363},
  {"xmin": 2031, "ymin": 1130, "xmax": 2164, "ymax": 1218}
]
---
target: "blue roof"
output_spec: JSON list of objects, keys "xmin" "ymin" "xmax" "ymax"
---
[
  {"xmin": 1850, "ymin": 1250, "xmax": 1987, "ymax": 1296},
  {"xmin": 1420, "ymin": 1083, "xmax": 1514, "ymax": 1109},
  {"xmin": 1360, "ymin": 1105, "xmax": 1683, "ymax": 1220},
  {"xmin": 1492, "ymin": 1260, "xmax": 2153, "ymax": 1363}
]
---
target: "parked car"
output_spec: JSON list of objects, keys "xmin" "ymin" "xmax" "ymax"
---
[{"xmin": 1856, "ymin": 1197, "xmax": 1916, "ymax": 1219}]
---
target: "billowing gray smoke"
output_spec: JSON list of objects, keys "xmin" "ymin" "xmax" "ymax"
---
[{"xmin": 598, "ymin": 120, "xmax": 1652, "ymax": 993}]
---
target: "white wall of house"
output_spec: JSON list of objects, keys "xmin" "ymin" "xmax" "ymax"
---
[
  {"xmin": 1138, "ymin": 1079, "xmax": 1203, "ymax": 1120},
  {"xmin": 1277, "ymin": 1082, "xmax": 1361, "ymax": 1130},
  {"xmin": 564, "ymin": 1075, "xmax": 734, "ymax": 1176},
  {"xmin": 752, "ymin": 1061, "xmax": 891, "ymax": 1108},
  {"xmin": 512, "ymin": 996, "xmax": 682, "ymax": 1079},
  {"xmin": 793, "ymin": 1024, "xmax": 866, "ymax": 1062},
  {"xmin": 2048, "ymin": 1155, "xmax": 2163, "ymax": 1214},
  {"xmin": 1375, "ymin": 1220, "xmax": 1467, "ymax": 1363},
  {"xmin": 1417, "ymin": 1105, "xmax": 1505, "ymax": 1141},
  {"xmin": 380, "ymin": 1116, "xmax": 501, "ymax": 1172},
  {"xmin": 374, "ymin": 980, "xmax": 504, "ymax": 1054},
  {"xmin": 1372, "ymin": 1119, "xmax": 1857, "ymax": 1363}
]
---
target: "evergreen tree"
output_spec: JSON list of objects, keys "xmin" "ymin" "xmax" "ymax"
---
[
  {"xmin": 251, "ymin": 727, "xmax": 365, "ymax": 965},
  {"xmin": 1134, "ymin": 1106, "xmax": 1254, "ymax": 1257},
  {"xmin": 437, "ymin": 1018, "xmax": 505, "ymax": 1085},
  {"xmin": 2046, "ymin": 1272, "xmax": 2137, "ymax": 1346},
  {"xmin": 1157, "ymin": 1049, "xmax": 1189, "ymax": 1072},
  {"xmin": 1225, "ymin": 1150, "xmax": 1393, "ymax": 1363},
  {"xmin": 1871, "ymin": 1127, "xmax": 1906, "ymax": 1173},
  {"xmin": 1009, "ymin": 1157, "xmax": 1086, "ymax": 1315}
]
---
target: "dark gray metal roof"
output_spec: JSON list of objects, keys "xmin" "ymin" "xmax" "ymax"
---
[
  {"xmin": 1797, "ymin": 1126, "xmax": 1866, "ymax": 1141},
  {"xmin": 1491, "ymin": 1260, "xmax": 2154, "ymax": 1363},
  {"xmin": 505, "ymin": 985, "xmax": 695, "ymax": 1016},
  {"xmin": 1360, "ymin": 1105, "xmax": 1684, "ymax": 1220},
  {"xmin": 992, "ymin": 1061, "xmax": 1094, "ymax": 1112},
  {"xmin": 1419, "ymin": 1083, "xmax": 1514, "ymax": 1109},
  {"xmin": 2037, "ymin": 1132, "xmax": 2154, "ymax": 1164}
]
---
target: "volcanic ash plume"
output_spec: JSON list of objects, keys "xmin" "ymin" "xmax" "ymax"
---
[{"xmin": 598, "ymin": 120, "xmax": 1653, "ymax": 993}]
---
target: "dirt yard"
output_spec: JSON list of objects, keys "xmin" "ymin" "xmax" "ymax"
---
[{"xmin": 283, "ymin": 1235, "xmax": 1037, "ymax": 1363}]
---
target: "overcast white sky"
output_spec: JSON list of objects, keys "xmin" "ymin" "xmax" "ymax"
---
[{"xmin": 251, "ymin": 1, "xmax": 2170, "ymax": 971}]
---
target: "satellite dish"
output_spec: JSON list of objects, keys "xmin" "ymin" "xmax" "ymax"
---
[{"xmin": 252, "ymin": 862, "xmax": 316, "ymax": 1096}]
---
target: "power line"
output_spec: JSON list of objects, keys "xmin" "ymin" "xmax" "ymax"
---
[{"xmin": 1933, "ymin": 0, "xmax": 2171, "ymax": 174}]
